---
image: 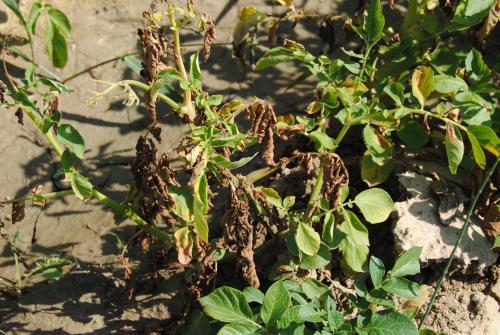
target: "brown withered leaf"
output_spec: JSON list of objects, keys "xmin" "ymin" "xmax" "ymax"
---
[
  {"xmin": 247, "ymin": 99, "xmax": 277, "ymax": 166},
  {"xmin": 476, "ymin": 2, "xmax": 499, "ymax": 46},
  {"xmin": 14, "ymin": 108, "xmax": 23, "ymax": 125},
  {"xmin": 276, "ymin": 123, "xmax": 305, "ymax": 141},
  {"xmin": 319, "ymin": 16, "xmax": 336, "ymax": 51},
  {"xmin": 203, "ymin": 20, "xmax": 216, "ymax": 62},
  {"xmin": 322, "ymin": 153, "xmax": 349, "ymax": 208},
  {"xmin": 484, "ymin": 200, "xmax": 500, "ymax": 238},
  {"xmin": 11, "ymin": 201, "xmax": 25, "ymax": 224},
  {"xmin": 131, "ymin": 135, "xmax": 178, "ymax": 223},
  {"xmin": 120, "ymin": 255, "xmax": 134, "ymax": 300},
  {"xmin": 222, "ymin": 184, "xmax": 260, "ymax": 287}
]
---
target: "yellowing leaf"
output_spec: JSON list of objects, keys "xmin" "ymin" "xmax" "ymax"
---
[
  {"xmin": 174, "ymin": 227, "xmax": 194, "ymax": 265},
  {"xmin": 411, "ymin": 66, "xmax": 434, "ymax": 107}
]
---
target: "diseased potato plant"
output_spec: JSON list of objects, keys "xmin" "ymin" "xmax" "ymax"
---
[{"xmin": 0, "ymin": 0, "xmax": 499, "ymax": 334}]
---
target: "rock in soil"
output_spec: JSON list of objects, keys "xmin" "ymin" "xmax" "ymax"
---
[{"xmin": 393, "ymin": 172, "xmax": 498, "ymax": 269}]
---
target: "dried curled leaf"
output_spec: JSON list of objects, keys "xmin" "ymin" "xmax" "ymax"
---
[
  {"xmin": 247, "ymin": 99, "xmax": 277, "ymax": 166},
  {"xmin": 322, "ymin": 153, "xmax": 349, "ymax": 208},
  {"xmin": 131, "ymin": 135, "xmax": 178, "ymax": 223},
  {"xmin": 120, "ymin": 255, "xmax": 134, "ymax": 300},
  {"xmin": 203, "ymin": 19, "xmax": 216, "ymax": 62},
  {"xmin": 138, "ymin": 11, "xmax": 170, "ymax": 122},
  {"xmin": 14, "ymin": 108, "xmax": 23, "ymax": 125},
  {"xmin": 12, "ymin": 201, "xmax": 25, "ymax": 224},
  {"xmin": 222, "ymin": 184, "xmax": 261, "ymax": 287}
]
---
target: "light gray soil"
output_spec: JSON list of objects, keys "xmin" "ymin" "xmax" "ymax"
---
[{"xmin": 0, "ymin": 0, "xmax": 498, "ymax": 334}]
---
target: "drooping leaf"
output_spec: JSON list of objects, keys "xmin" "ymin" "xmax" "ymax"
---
[
  {"xmin": 363, "ymin": 125, "xmax": 393, "ymax": 166},
  {"xmin": 199, "ymin": 287, "xmax": 256, "ymax": 325},
  {"xmin": 295, "ymin": 222, "xmax": 321, "ymax": 256},
  {"xmin": 70, "ymin": 172, "xmax": 93, "ymax": 201},
  {"xmin": 56, "ymin": 124, "xmax": 85, "ymax": 159},
  {"xmin": 47, "ymin": 7, "xmax": 71, "ymax": 36},
  {"xmin": 170, "ymin": 187, "xmax": 194, "ymax": 222},
  {"xmin": 27, "ymin": 2, "xmax": 43, "ymax": 36},
  {"xmin": 466, "ymin": 131, "xmax": 486, "ymax": 169},
  {"xmin": 193, "ymin": 195, "xmax": 209, "ymax": 242},
  {"xmin": 411, "ymin": 66, "xmax": 434, "ymax": 107},
  {"xmin": 465, "ymin": 48, "xmax": 491, "ymax": 86},
  {"xmin": 256, "ymin": 47, "xmax": 295, "ymax": 71},
  {"xmin": 174, "ymin": 227, "xmax": 193, "ymax": 265},
  {"xmin": 299, "ymin": 242, "xmax": 331, "ymax": 270},
  {"xmin": 467, "ymin": 125, "xmax": 500, "ymax": 156},
  {"xmin": 354, "ymin": 188, "xmax": 394, "ymax": 224},
  {"xmin": 232, "ymin": 6, "xmax": 266, "ymax": 50},
  {"xmin": 3, "ymin": 0, "xmax": 26, "ymax": 24},
  {"xmin": 210, "ymin": 153, "xmax": 257, "ymax": 170},
  {"xmin": 45, "ymin": 20, "xmax": 68, "ymax": 68},
  {"xmin": 261, "ymin": 281, "xmax": 291, "ymax": 326},
  {"xmin": 190, "ymin": 53, "xmax": 202, "ymax": 81},
  {"xmin": 450, "ymin": 0, "xmax": 495, "ymax": 31},
  {"xmin": 338, "ymin": 210, "xmax": 370, "ymax": 272},
  {"xmin": 307, "ymin": 130, "xmax": 336, "ymax": 151},
  {"xmin": 391, "ymin": 246, "xmax": 422, "ymax": 278},
  {"xmin": 301, "ymin": 278, "xmax": 329, "ymax": 299},
  {"xmin": 444, "ymin": 124, "xmax": 464, "ymax": 175},
  {"xmin": 369, "ymin": 256, "xmax": 385, "ymax": 288},
  {"xmin": 383, "ymin": 82, "xmax": 405, "ymax": 106},
  {"xmin": 39, "ymin": 77, "xmax": 72, "ymax": 92},
  {"xmin": 397, "ymin": 121, "xmax": 429, "ymax": 149}
]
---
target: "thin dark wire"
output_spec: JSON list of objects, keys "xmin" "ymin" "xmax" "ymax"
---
[{"xmin": 418, "ymin": 155, "xmax": 500, "ymax": 328}]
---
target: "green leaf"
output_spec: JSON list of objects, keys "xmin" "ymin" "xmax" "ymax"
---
[
  {"xmin": 411, "ymin": 66, "xmax": 434, "ymax": 107},
  {"xmin": 354, "ymin": 188, "xmax": 394, "ymax": 224},
  {"xmin": 339, "ymin": 210, "xmax": 370, "ymax": 272},
  {"xmin": 361, "ymin": 153, "xmax": 394, "ymax": 187},
  {"xmin": 47, "ymin": 7, "xmax": 71, "ymax": 36},
  {"xmin": 242, "ymin": 287, "xmax": 264, "ymax": 304},
  {"xmin": 492, "ymin": 235, "xmax": 500, "ymax": 250},
  {"xmin": 299, "ymin": 242, "xmax": 331, "ymax": 270},
  {"xmin": 295, "ymin": 222, "xmax": 321, "ymax": 256},
  {"xmin": 363, "ymin": 0, "xmax": 385, "ymax": 46},
  {"xmin": 199, "ymin": 287, "xmax": 256, "ymax": 325},
  {"xmin": 256, "ymin": 47, "xmax": 295, "ymax": 71},
  {"xmin": 259, "ymin": 187, "xmax": 283, "ymax": 209},
  {"xmin": 70, "ymin": 173, "xmax": 93, "ymax": 201},
  {"xmin": 363, "ymin": 125, "xmax": 393, "ymax": 166},
  {"xmin": 39, "ymin": 77, "xmax": 72, "ymax": 92},
  {"xmin": 433, "ymin": 75, "xmax": 468, "ymax": 94},
  {"xmin": 45, "ymin": 20, "xmax": 68, "ymax": 68},
  {"xmin": 466, "ymin": 130, "xmax": 486, "ymax": 169},
  {"xmin": 56, "ymin": 124, "xmax": 85, "ymax": 159},
  {"xmin": 357, "ymin": 310, "xmax": 418, "ymax": 335},
  {"xmin": 301, "ymin": 278, "xmax": 329, "ymax": 299},
  {"xmin": 3, "ymin": 0, "xmax": 26, "ymax": 24},
  {"xmin": 123, "ymin": 55, "xmax": 142, "ymax": 76},
  {"xmin": 382, "ymin": 277, "xmax": 420, "ymax": 299},
  {"xmin": 366, "ymin": 289, "xmax": 395, "ymax": 309},
  {"xmin": 396, "ymin": 121, "xmax": 429, "ymax": 149},
  {"xmin": 218, "ymin": 323, "xmax": 259, "ymax": 335},
  {"xmin": 170, "ymin": 187, "xmax": 194, "ymax": 222},
  {"xmin": 193, "ymin": 195, "xmax": 209, "ymax": 242},
  {"xmin": 384, "ymin": 82, "xmax": 405, "ymax": 107},
  {"xmin": 307, "ymin": 130, "xmax": 336, "ymax": 151},
  {"xmin": 261, "ymin": 281, "xmax": 291, "ymax": 326},
  {"xmin": 450, "ymin": 0, "xmax": 495, "ymax": 30},
  {"xmin": 210, "ymin": 153, "xmax": 257, "ymax": 170},
  {"xmin": 465, "ymin": 49, "xmax": 491, "ymax": 86},
  {"xmin": 41, "ymin": 267, "xmax": 63, "ymax": 280},
  {"xmin": 27, "ymin": 2, "xmax": 43, "ymax": 36},
  {"xmin": 369, "ymin": 256, "xmax": 385, "ymax": 288},
  {"xmin": 327, "ymin": 296, "xmax": 344, "ymax": 331},
  {"xmin": 391, "ymin": 246, "xmax": 422, "ymax": 278},
  {"xmin": 444, "ymin": 124, "xmax": 464, "ymax": 175},
  {"xmin": 190, "ymin": 53, "xmax": 202, "ymax": 81},
  {"xmin": 467, "ymin": 125, "xmax": 500, "ymax": 156}
]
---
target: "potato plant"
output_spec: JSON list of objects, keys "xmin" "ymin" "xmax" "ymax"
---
[{"xmin": 0, "ymin": 0, "xmax": 499, "ymax": 334}]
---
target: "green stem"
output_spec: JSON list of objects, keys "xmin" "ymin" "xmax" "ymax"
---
[
  {"xmin": 123, "ymin": 80, "xmax": 182, "ymax": 113},
  {"xmin": 61, "ymin": 51, "xmax": 140, "ymax": 84},
  {"xmin": 91, "ymin": 190, "xmax": 171, "ymax": 242},
  {"xmin": 307, "ymin": 165, "xmax": 324, "ymax": 216},
  {"xmin": 0, "ymin": 190, "xmax": 73, "ymax": 204},
  {"xmin": 418, "ymin": 156, "xmax": 500, "ymax": 328},
  {"xmin": 354, "ymin": 45, "xmax": 372, "ymax": 93}
]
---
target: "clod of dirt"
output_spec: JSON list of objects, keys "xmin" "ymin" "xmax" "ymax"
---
[
  {"xmin": 393, "ymin": 172, "xmax": 498, "ymax": 268},
  {"xmin": 422, "ymin": 279, "xmax": 500, "ymax": 335}
]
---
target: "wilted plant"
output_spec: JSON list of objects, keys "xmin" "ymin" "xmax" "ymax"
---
[{"xmin": 0, "ymin": 0, "xmax": 498, "ymax": 334}]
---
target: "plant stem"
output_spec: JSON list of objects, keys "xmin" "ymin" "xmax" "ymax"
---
[
  {"xmin": 123, "ymin": 80, "xmax": 181, "ymax": 112},
  {"xmin": 0, "ymin": 190, "xmax": 73, "ymax": 204},
  {"xmin": 167, "ymin": 7, "xmax": 193, "ymax": 113},
  {"xmin": 307, "ymin": 165, "xmax": 324, "ymax": 216},
  {"xmin": 418, "ymin": 155, "xmax": 500, "ymax": 328},
  {"xmin": 354, "ymin": 45, "xmax": 372, "ymax": 93},
  {"xmin": 91, "ymin": 190, "xmax": 171, "ymax": 242},
  {"xmin": 245, "ymin": 166, "xmax": 280, "ymax": 184},
  {"xmin": 61, "ymin": 51, "xmax": 141, "ymax": 84}
]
